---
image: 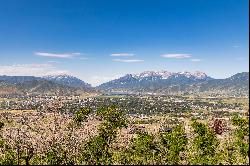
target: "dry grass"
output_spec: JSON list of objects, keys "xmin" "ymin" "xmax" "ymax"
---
[{"xmin": 0, "ymin": 110, "xmax": 35, "ymax": 114}]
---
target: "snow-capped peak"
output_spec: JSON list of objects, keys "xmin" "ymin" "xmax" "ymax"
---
[
  {"xmin": 43, "ymin": 74, "xmax": 91, "ymax": 88},
  {"xmin": 132, "ymin": 71, "xmax": 159, "ymax": 78},
  {"xmin": 131, "ymin": 70, "xmax": 208, "ymax": 80},
  {"xmin": 177, "ymin": 71, "xmax": 193, "ymax": 78},
  {"xmin": 44, "ymin": 74, "xmax": 74, "ymax": 80},
  {"xmin": 155, "ymin": 71, "xmax": 173, "ymax": 79},
  {"xmin": 192, "ymin": 71, "xmax": 207, "ymax": 79}
]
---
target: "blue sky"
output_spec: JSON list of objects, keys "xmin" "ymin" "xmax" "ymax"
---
[{"xmin": 0, "ymin": 0, "xmax": 248, "ymax": 86}]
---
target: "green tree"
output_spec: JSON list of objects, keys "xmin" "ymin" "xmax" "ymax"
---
[
  {"xmin": 123, "ymin": 132, "xmax": 160, "ymax": 165},
  {"xmin": 80, "ymin": 105, "xmax": 127, "ymax": 165},
  {"xmin": 188, "ymin": 121, "xmax": 219, "ymax": 164},
  {"xmin": 160, "ymin": 124, "xmax": 188, "ymax": 164},
  {"xmin": 73, "ymin": 107, "xmax": 91, "ymax": 126},
  {"xmin": 231, "ymin": 114, "xmax": 249, "ymax": 161}
]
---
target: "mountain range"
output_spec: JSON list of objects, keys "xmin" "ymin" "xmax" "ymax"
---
[
  {"xmin": 43, "ymin": 74, "xmax": 92, "ymax": 89},
  {"xmin": 0, "ymin": 74, "xmax": 92, "ymax": 96},
  {"xmin": 0, "ymin": 71, "xmax": 249, "ymax": 96},
  {"xmin": 97, "ymin": 71, "xmax": 249, "ymax": 96}
]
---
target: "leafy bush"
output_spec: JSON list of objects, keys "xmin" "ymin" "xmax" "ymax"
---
[
  {"xmin": 160, "ymin": 124, "xmax": 188, "ymax": 164},
  {"xmin": 121, "ymin": 132, "xmax": 160, "ymax": 165},
  {"xmin": 189, "ymin": 121, "xmax": 219, "ymax": 164},
  {"xmin": 231, "ymin": 114, "xmax": 249, "ymax": 159},
  {"xmin": 73, "ymin": 107, "xmax": 91, "ymax": 125},
  {"xmin": 80, "ymin": 105, "xmax": 127, "ymax": 165}
]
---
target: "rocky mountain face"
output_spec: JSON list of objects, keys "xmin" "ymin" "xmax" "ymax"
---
[
  {"xmin": 0, "ymin": 72, "xmax": 248, "ymax": 96},
  {"xmin": 97, "ymin": 71, "xmax": 249, "ymax": 96},
  {"xmin": 0, "ymin": 75, "xmax": 42, "ymax": 84},
  {"xmin": 97, "ymin": 71, "xmax": 212, "ymax": 90},
  {"xmin": 197, "ymin": 72, "xmax": 249, "ymax": 95},
  {"xmin": 0, "ymin": 75, "xmax": 92, "ymax": 96},
  {"xmin": 43, "ymin": 74, "xmax": 92, "ymax": 89}
]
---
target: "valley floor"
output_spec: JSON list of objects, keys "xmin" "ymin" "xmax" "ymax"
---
[{"xmin": 0, "ymin": 95, "xmax": 249, "ymax": 165}]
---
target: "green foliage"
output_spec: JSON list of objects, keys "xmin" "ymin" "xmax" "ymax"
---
[
  {"xmin": 81, "ymin": 105, "xmax": 127, "ymax": 165},
  {"xmin": 45, "ymin": 144, "xmax": 65, "ymax": 165},
  {"xmin": 44, "ymin": 143, "xmax": 74, "ymax": 165},
  {"xmin": 73, "ymin": 107, "xmax": 91, "ymax": 125},
  {"xmin": 189, "ymin": 121, "xmax": 219, "ymax": 164},
  {"xmin": 0, "ymin": 149, "xmax": 17, "ymax": 165},
  {"xmin": 0, "ymin": 138, "xmax": 4, "ymax": 148},
  {"xmin": 160, "ymin": 124, "xmax": 188, "ymax": 164},
  {"xmin": 0, "ymin": 121, "xmax": 4, "ymax": 148},
  {"xmin": 81, "ymin": 135, "xmax": 112, "ymax": 165},
  {"xmin": 232, "ymin": 114, "xmax": 248, "ymax": 127},
  {"xmin": 122, "ymin": 132, "xmax": 160, "ymax": 165},
  {"xmin": 0, "ymin": 122, "xmax": 16, "ymax": 165},
  {"xmin": 96, "ymin": 105, "xmax": 127, "ymax": 129},
  {"xmin": 133, "ymin": 133, "xmax": 157, "ymax": 155},
  {"xmin": 231, "ymin": 114, "xmax": 249, "ymax": 159},
  {"xmin": 0, "ymin": 140, "xmax": 17, "ymax": 165},
  {"xmin": 0, "ymin": 121, "xmax": 4, "ymax": 129}
]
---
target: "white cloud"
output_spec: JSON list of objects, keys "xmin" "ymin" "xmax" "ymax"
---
[
  {"xmin": 112, "ymin": 59, "xmax": 144, "ymax": 63},
  {"xmin": 72, "ymin": 52, "xmax": 82, "ymax": 55},
  {"xmin": 190, "ymin": 59, "xmax": 202, "ymax": 62},
  {"xmin": 34, "ymin": 52, "xmax": 81, "ymax": 58},
  {"xmin": 110, "ymin": 53, "xmax": 135, "ymax": 57},
  {"xmin": 0, "ymin": 63, "xmax": 69, "ymax": 76},
  {"xmin": 161, "ymin": 54, "xmax": 191, "ymax": 59}
]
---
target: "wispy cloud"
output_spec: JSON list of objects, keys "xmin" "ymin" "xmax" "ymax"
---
[
  {"xmin": 35, "ymin": 52, "xmax": 81, "ymax": 58},
  {"xmin": 0, "ymin": 63, "xmax": 69, "ymax": 76},
  {"xmin": 47, "ymin": 61, "xmax": 60, "ymax": 64},
  {"xmin": 161, "ymin": 54, "xmax": 191, "ymax": 59},
  {"xmin": 232, "ymin": 45, "xmax": 240, "ymax": 48},
  {"xmin": 72, "ymin": 52, "xmax": 82, "ymax": 55},
  {"xmin": 110, "ymin": 53, "xmax": 135, "ymax": 57},
  {"xmin": 79, "ymin": 57, "xmax": 88, "ymax": 60},
  {"xmin": 112, "ymin": 59, "xmax": 144, "ymax": 63},
  {"xmin": 190, "ymin": 58, "xmax": 202, "ymax": 62}
]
